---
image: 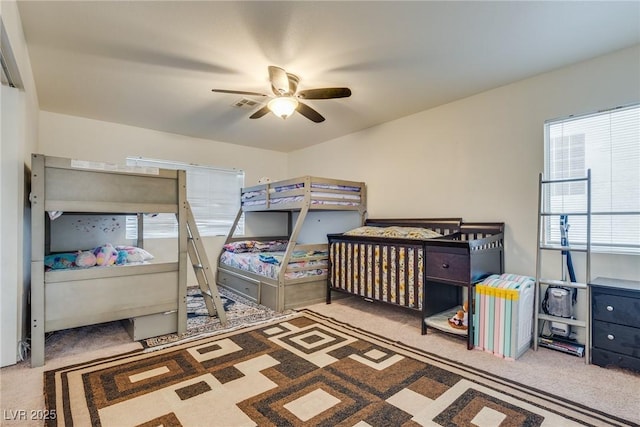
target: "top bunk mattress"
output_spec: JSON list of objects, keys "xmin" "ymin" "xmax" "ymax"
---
[
  {"xmin": 32, "ymin": 153, "xmax": 183, "ymax": 214},
  {"xmin": 240, "ymin": 176, "xmax": 365, "ymax": 212}
]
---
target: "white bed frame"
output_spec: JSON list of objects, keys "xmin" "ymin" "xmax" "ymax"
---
[
  {"xmin": 217, "ymin": 176, "xmax": 366, "ymax": 312},
  {"xmin": 30, "ymin": 154, "xmax": 188, "ymax": 367}
]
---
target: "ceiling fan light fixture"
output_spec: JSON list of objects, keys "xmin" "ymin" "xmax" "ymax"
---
[{"xmin": 268, "ymin": 96, "xmax": 298, "ymax": 119}]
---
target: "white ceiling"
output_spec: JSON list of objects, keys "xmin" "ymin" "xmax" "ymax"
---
[{"xmin": 16, "ymin": 1, "xmax": 640, "ymax": 152}]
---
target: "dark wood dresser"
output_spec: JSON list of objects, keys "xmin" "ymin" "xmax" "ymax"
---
[{"xmin": 590, "ymin": 277, "xmax": 640, "ymax": 372}]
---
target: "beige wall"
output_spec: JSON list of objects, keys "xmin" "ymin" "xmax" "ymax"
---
[
  {"xmin": 37, "ymin": 111, "xmax": 287, "ymax": 186},
  {"xmin": 288, "ymin": 45, "xmax": 640, "ymax": 282},
  {"xmin": 1, "ymin": 0, "xmax": 40, "ymax": 366}
]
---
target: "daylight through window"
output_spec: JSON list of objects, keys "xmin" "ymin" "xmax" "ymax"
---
[
  {"xmin": 125, "ymin": 157, "xmax": 244, "ymax": 239},
  {"xmin": 543, "ymin": 104, "xmax": 640, "ymax": 254}
]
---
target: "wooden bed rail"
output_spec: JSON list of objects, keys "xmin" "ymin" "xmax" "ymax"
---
[
  {"xmin": 437, "ymin": 222, "xmax": 505, "ymax": 251},
  {"xmin": 459, "ymin": 222, "xmax": 505, "ymax": 238}
]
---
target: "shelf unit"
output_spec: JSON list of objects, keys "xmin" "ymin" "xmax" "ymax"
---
[{"xmin": 533, "ymin": 170, "xmax": 591, "ymax": 361}]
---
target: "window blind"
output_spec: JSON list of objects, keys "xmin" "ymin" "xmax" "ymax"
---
[
  {"xmin": 125, "ymin": 157, "xmax": 244, "ymax": 239},
  {"xmin": 544, "ymin": 104, "xmax": 640, "ymax": 254}
]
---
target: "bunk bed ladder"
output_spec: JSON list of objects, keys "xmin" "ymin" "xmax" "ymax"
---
[{"xmin": 184, "ymin": 202, "xmax": 227, "ymax": 325}]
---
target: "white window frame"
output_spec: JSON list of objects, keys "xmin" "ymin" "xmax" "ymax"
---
[
  {"xmin": 543, "ymin": 104, "xmax": 640, "ymax": 255},
  {"xmin": 125, "ymin": 157, "xmax": 244, "ymax": 239}
]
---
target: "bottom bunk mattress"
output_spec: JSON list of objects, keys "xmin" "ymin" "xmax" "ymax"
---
[
  {"xmin": 219, "ymin": 245, "xmax": 328, "ymax": 280},
  {"xmin": 218, "ymin": 240, "xmax": 331, "ymax": 312},
  {"xmin": 43, "ymin": 262, "xmax": 180, "ymax": 332}
]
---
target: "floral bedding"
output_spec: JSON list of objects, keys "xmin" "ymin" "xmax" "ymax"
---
[
  {"xmin": 343, "ymin": 226, "xmax": 442, "ymax": 240},
  {"xmin": 243, "ymin": 195, "xmax": 360, "ymax": 207},
  {"xmin": 223, "ymin": 240, "xmax": 288, "ymax": 253},
  {"xmin": 219, "ymin": 247, "xmax": 328, "ymax": 280},
  {"xmin": 44, "ymin": 245, "xmax": 154, "ymax": 271}
]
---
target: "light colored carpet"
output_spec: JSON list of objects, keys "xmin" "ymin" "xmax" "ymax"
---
[{"xmin": 1, "ymin": 295, "xmax": 638, "ymax": 426}]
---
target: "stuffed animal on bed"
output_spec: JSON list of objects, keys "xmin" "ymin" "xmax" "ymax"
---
[
  {"xmin": 93, "ymin": 243, "xmax": 118, "ymax": 266},
  {"xmin": 448, "ymin": 301, "xmax": 469, "ymax": 330},
  {"xmin": 115, "ymin": 250, "xmax": 128, "ymax": 265},
  {"xmin": 75, "ymin": 250, "xmax": 97, "ymax": 268}
]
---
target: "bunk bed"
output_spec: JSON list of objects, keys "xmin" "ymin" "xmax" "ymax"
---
[
  {"xmin": 30, "ymin": 154, "xmax": 188, "ymax": 367},
  {"xmin": 217, "ymin": 176, "xmax": 366, "ymax": 312},
  {"xmin": 327, "ymin": 218, "xmax": 505, "ymax": 349}
]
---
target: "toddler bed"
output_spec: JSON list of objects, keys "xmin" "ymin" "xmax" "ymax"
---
[
  {"xmin": 327, "ymin": 218, "xmax": 505, "ymax": 349},
  {"xmin": 217, "ymin": 176, "xmax": 366, "ymax": 312}
]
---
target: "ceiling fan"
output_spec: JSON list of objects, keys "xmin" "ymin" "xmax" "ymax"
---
[{"xmin": 212, "ymin": 66, "xmax": 351, "ymax": 123}]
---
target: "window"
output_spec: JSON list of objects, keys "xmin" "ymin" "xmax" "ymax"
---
[
  {"xmin": 544, "ymin": 104, "xmax": 640, "ymax": 254},
  {"xmin": 125, "ymin": 157, "xmax": 244, "ymax": 239}
]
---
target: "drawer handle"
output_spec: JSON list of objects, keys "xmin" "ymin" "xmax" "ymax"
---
[
  {"xmin": 607, "ymin": 334, "xmax": 615, "ymax": 341},
  {"xmin": 442, "ymin": 263, "xmax": 449, "ymax": 269},
  {"xmin": 606, "ymin": 305, "xmax": 614, "ymax": 312}
]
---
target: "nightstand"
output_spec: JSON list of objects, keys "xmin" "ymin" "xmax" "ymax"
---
[{"xmin": 590, "ymin": 277, "xmax": 640, "ymax": 372}]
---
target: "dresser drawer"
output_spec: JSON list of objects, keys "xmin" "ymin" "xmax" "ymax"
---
[
  {"xmin": 217, "ymin": 269, "xmax": 259, "ymax": 301},
  {"xmin": 426, "ymin": 252, "xmax": 469, "ymax": 284},
  {"xmin": 592, "ymin": 292, "xmax": 640, "ymax": 327},
  {"xmin": 592, "ymin": 320, "xmax": 640, "ymax": 358}
]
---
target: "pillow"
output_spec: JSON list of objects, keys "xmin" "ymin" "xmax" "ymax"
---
[
  {"xmin": 75, "ymin": 251, "xmax": 97, "ymax": 268},
  {"xmin": 255, "ymin": 240, "xmax": 289, "ymax": 252},
  {"xmin": 223, "ymin": 240, "xmax": 258, "ymax": 253},
  {"xmin": 115, "ymin": 246, "xmax": 154, "ymax": 263},
  {"xmin": 224, "ymin": 240, "xmax": 289, "ymax": 253},
  {"xmin": 44, "ymin": 253, "xmax": 77, "ymax": 270}
]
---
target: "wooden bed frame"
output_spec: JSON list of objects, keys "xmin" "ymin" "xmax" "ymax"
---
[
  {"xmin": 327, "ymin": 218, "xmax": 505, "ymax": 349},
  {"xmin": 217, "ymin": 176, "xmax": 366, "ymax": 312},
  {"xmin": 30, "ymin": 154, "xmax": 188, "ymax": 367}
]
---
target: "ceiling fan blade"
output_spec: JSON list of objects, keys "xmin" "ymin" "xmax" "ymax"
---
[
  {"xmin": 297, "ymin": 87, "xmax": 352, "ymax": 100},
  {"xmin": 296, "ymin": 102, "xmax": 325, "ymax": 123},
  {"xmin": 212, "ymin": 89, "xmax": 268, "ymax": 97},
  {"xmin": 249, "ymin": 105, "xmax": 271, "ymax": 119},
  {"xmin": 268, "ymin": 66, "xmax": 291, "ymax": 96}
]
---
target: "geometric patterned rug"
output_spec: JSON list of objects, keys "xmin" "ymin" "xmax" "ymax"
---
[
  {"xmin": 43, "ymin": 310, "xmax": 635, "ymax": 426},
  {"xmin": 141, "ymin": 286, "xmax": 292, "ymax": 349}
]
